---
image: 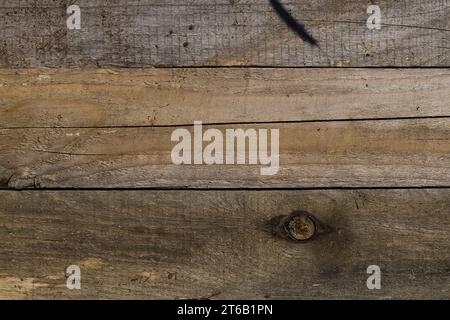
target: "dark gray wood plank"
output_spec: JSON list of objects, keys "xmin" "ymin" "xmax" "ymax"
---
[
  {"xmin": 1, "ymin": 68, "xmax": 450, "ymax": 128},
  {"xmin": 0, "ymin": 189, "xmax": 448, "ymax": 299},
  {"xmin": 2, "ymin": 0, "xmax": 450, "ymax": 67}
]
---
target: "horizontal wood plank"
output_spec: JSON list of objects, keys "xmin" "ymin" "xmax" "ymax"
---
[
  {"xmin": 1, "ymin": 119, "xmax": 449, "ymax": 189},
  {"xmin": 0, "ymin": 189, "xmax": 448, "ymax": 299},
  {"xmin": 2, "ymin": 0, "xmax": 450, "ymax": 67},
  {"xmin": 1, "ymin": 68, "xmax": 450, "ymax": 128}
]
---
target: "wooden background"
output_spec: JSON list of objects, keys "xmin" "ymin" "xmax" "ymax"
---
[{"xmin": 0, "ymin": 0, "xmax": 449, "ymax": 299}]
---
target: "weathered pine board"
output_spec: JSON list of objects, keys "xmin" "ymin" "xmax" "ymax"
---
[
  {"xmin": 2, "ymin": 0, "xmax": 450, "ymax": 67},
  {"xmin": 1, "ymin": 68, "xmax": 450, "ymax": 128},
  {"xmin": 0, "ymin": 189, "xmax": 448, "ymax": 299},
  {"xmin": 1, "ymin": 119, "xmax": 449, "ymax": 189}
]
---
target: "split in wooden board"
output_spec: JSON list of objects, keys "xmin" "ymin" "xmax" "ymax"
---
[{"xmin": 1, "ymin": 0, "xmax": 450, "ymax": 67}]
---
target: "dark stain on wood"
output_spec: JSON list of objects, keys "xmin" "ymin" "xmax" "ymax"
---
[{"xmin": 269, "ymin": 0, "xmax": 318, "ymax": 46}]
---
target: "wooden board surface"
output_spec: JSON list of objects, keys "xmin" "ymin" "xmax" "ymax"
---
[
  {"xmin": 1, "ymin": 119, "xmax": 449, "ymax": 189},
  {"xmin": 1, "ymin": 0, "xmax": 449, "ymax": 300},
  {"xmin": 0, "ymin": 189, "xmax": 448, "ymax": 299},
  {"xmin": 2, "ymin": 0, "xmax": 450, "ymax": 67},
  {"xmin": 1, "ymin": 68, "xmax": 450, "ymax": 128}
]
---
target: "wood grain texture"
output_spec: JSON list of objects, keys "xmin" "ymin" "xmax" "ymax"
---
[
  {"xmin": 2, "ymin": 0, "xmax": 450, "ymax": 67},
  {"xmin": 0, "ymin": 189, "xmax": 448, "ymax": 299},
  {"xmin": 1, "ymin": 68, "xmax": 450, "ymax": 128},
  {"xmin": 1, "ymin": 119, "xmax": 449, "ymax": 189}
]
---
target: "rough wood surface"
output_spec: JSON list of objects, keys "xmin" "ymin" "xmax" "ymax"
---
[
  {"xmin": 0, "ymin": 189, "xmax": 448, "ymax": 299},
  {"xmin": 0, "ymin": 119, "xmax": 449, "ymax": 189},
  {"xmin": 1, "ymin": 68, "xmax": 450, "ymax": 128},
  {"xmin": 2, "ymin": 0, "xmax": 450, "ymax": 67},
  {"xmin": 2, "ymin": 0, "xmax": 449, "ymax": 301}
]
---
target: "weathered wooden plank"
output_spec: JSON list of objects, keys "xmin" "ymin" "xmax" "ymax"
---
[
  {"xmin": 1, "ymin": 68, "xmax": 450, "ymax": 128},
  {"xmin": 2, "ymin": 0, "xmax": 450, "ymax": 67},
  {"xmin": 0, "ymin": 189, "xmax": 448, "ymax": 299},
  {"xmin": 1, "ymin": 119, "xmax": 449, "ymax": 189}
]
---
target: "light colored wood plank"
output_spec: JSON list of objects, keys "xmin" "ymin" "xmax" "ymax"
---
[
  {"xmin": 1, "ymin": 68, "xmax": 450, "ymax": 128},
  {"xmin": 2, "ymin": 0, "xmax": 450, "ymax": 67},
  {"xmin": 1, "ymin": 119, "xmax": 449, "ymax": 189},
  {"xmin": 0, "ymin": 189, "xmax": 448, "ymax": 299}
]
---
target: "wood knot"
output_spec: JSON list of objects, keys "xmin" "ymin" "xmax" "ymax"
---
[
  {"xmin": 271, "ymin": 211, "xmax": 332, "ymax": 242},
  {"xmin": 285, "ymin": 214, "xmax": 316, "ymax": 241}
]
